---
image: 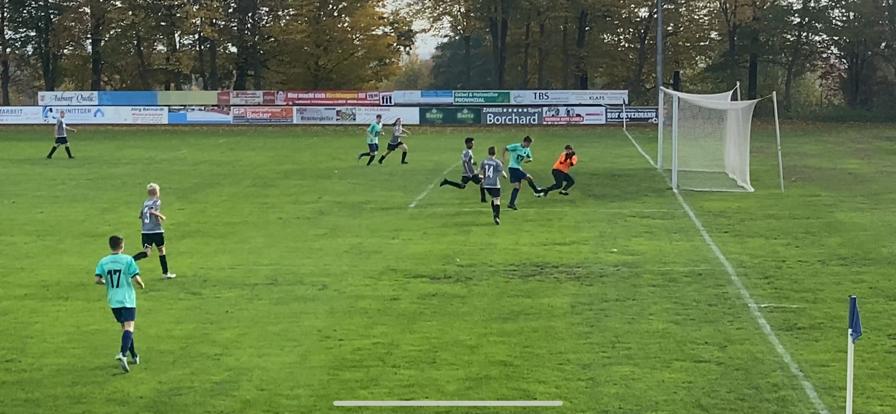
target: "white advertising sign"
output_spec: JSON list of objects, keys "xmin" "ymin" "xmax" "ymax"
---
[
  {"xmin": 293, "ymin": 107, "xmax": 419, "ymax": 125},
  {"xmin": 40, "ymin": 106, "xmax": 168, "ymax": 124},
  {"xmin": 541, "ymin": 106, "xmax": 607, "ymax": 125},
  {"xmin": 392, "ymin": 90, "xmax": 455, "ymax": 105},
  {"xmin": 0, "ymin": 107, "xmax": 44, "ymax": 124},
  {"xmin": 37, "ymin": 91, "xmax": 99, "ymax": 106},
  {"xmin": 510, "ymin": 90, "xmax": 629, "ymax": 105}
]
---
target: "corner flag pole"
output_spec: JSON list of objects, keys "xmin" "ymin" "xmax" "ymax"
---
[{"xmin": 846, "ymin": 295, "xmax": 862, "ymax": 414}]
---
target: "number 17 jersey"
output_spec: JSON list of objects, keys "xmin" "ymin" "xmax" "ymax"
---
[{"xmin": 95, "ymin": 253, "xmax": 140, "ymax": 308}]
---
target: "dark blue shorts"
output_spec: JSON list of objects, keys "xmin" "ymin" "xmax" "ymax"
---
[
  {"xmin": 368, "ymin": 143, "xmax": 379, "ymax": 153},
  {"xmin": 55, "ymin": 136, "xmax": 68, "ymax": 145},
  {"xmin": 485, "ymin": 187, "xmax": 501, "ymax": 198},
  {"xmin": 111, "ymin": 307, "xmax": 136, "ymax": 323},
  {"xmin": 509, "ymin": 168, "xmax": 529, "ymax": 183}
]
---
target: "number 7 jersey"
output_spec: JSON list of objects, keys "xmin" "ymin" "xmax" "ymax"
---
[{"xmin": 95, "ymin": 253, "xmax": 140, "ymax": 308}]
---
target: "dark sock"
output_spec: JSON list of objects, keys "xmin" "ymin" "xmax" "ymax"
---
[
  {"xmin": 479, "ymin": 186, "xmax": 486, "ymax": 202},
  {"xmin": 64, "ymin": 147, "xmax": 73, "ymax": 158},
  {"xmin": 442, "ymin": 180, "xmax": 464, "ymax": 189},
  {"xmin": 46, "ymin": 146, "xmax": 58, "ymax": 158},
  {"xmin": 526, "ymin": 178, "xmax": 539, "ymax": 192},
  {"xmin": 358, "ymin": 152, "xmax": 369, "ymax": 159},
  {"xmin": 401, "ymin": 152, "xmax": 408, "ymax": 163},
  {"xmin": 129, "ymin": 337, "xmax": 137, "ymax": 357},
  {"xmin": 510, "ymin": 188, "xmax": 520, "ymax": 206},
  {"xmin": 159, "ymin": 255, "xmax": 169, "ymax": 274},
  {"xmin": 367, "ymin": 155, "xmax": 376, "ymax": 165},
  {"xmin": 133, "ymin": 251, "xmax": 148, "ymax": 261},
  {"xmin": 120, "ymin": 330, "xmax": 133, "ymax": 356},
  {"xmin": 378, "ymin": 155, "xmax": 386, "ymax": 163},
  {"xmin": 491, "ymin": 201, "xmax": 500, "ymax": 217}
]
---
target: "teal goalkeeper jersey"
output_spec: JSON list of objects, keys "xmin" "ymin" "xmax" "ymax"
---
[
  {"xmin": 366, "ymin": 122, "xmax": 382, "ymax": 144},
  {"xmin": 506, "ymin": 143, "xmax": 532, "ymax": 169},
  {"xmin": 95, "ymin": 253, "xmax": 140, "ymax": 308}
]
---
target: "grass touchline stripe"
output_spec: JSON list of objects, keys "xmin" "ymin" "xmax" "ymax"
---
[
  {"xmin": 408, "ymin": 161, "xmax": 461, "ymax": 208},
  {"xmin": 624, "ymin": 130, "xmax": 831, "ymax": 414},
  {"xmin": 333, "ymin": 401, "xmax": 564, "ymax": 407}
]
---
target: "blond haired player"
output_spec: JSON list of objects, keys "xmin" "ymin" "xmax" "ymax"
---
[{"xmin": 132, "ymin": 183, "xmax": 176, "ymax": 279}]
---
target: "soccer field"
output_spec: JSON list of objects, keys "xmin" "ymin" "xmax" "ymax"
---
[{"xmin": 1, "ymin": 123, "xmax": 894, "ymax": 413}]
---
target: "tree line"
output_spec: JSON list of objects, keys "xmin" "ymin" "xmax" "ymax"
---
[
  {"xmin": 0, "ymin": 0, "xmax": 414, "ymax": 104},
  {"xmin": 406, "ymin": 0, "xmax": 896, "ymax": 113},
  {"xmin": 1, "ymin": 0, "xmax": 895, "ymax": 114}
]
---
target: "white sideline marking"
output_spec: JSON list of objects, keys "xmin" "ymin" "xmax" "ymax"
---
[
  {"xmin": 624, "ymin": 131, "xmax": 830, "ymax": 414},
  {"xmin": 624, "ymin": 129, "xmax": 658, "ymax": 169},
  {"xmin": 429, "ymin": 207, "xmax": 675, "ymax": 213},
  {"xmin": 333, "ymin": 401, "xmax": 563, "ymax": 407},
  {"xmin": 758, "ymin": 303, "xmax": 804, "ymax": 309},
  {"xmin": 408, "ymin": 161, "xmax": 460, "ymax": 208}
]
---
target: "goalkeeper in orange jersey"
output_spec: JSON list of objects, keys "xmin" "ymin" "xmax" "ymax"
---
[{"xmin": 541, "ymin": 145, "xmax": 578, "ymax": 196}]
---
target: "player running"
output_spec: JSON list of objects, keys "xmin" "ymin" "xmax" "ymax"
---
[
  {"xmin": 480, "ymin": 146, "xmax": 507, "ymax": 225},
  {"xmin": 357, "ymin": 114, "xmax": 383, "ymax": 166},
  {"xmin": 502, "ymin": 136, "xmax": 544, "ymax": 210},
  {"xmin": 45, "ymin": 110, "xmax": 76, "ymax": 159},
  {"xmin": 439, "ymin": 137, "xmax": 486, "ymax": 203},
  {"xmin": 378, "ymin": 118, "xmax": 410, "ymax": 164},
  {"xmin": 132, "ymin": 183, "xmax": 176, "ymax": 279},
  {"xmin": 542, "ymin": 145, "xmax": 578, "ymax": 196},
  {"xmin": 94, "ymin": 235, "xmax": 144, "ymax": 373}
]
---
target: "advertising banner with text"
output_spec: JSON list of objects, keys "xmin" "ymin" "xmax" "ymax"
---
[
  {"xmin": 419, "ymin": 107, "xmax": 482, "ymax": 124},
  {"xmin": 454, "ymin": 91, "xmax": 511, "ymax": 105},
  {"xmin": 510, "ymin": 90, "xmax": 629, "ymax": 105},
  {"xmin": 541, "ymin": 106, "xmax": 606, "ymax": 125},
  {"xmin": 0, "ymin": 107, "xmax": 44, "ymax": 124},
  {"xmin": 38, "ymin": 92, "xmax": 99, "ymax": 106},
  {"xmin": 606, "ymin": 107, "xmax": 659, "ymax": 124},
  {"xmin": 232, "ymin": 107, "xmax": 293, "ymax": 124},
  {"xmin": 35, "ymin": 106, "xmax": 168, "ymax": 124},
  {"xmin": 481, "ymin": 107, "xmax": 542, "ymax": 125},
  {"xmin": 284, "ymin": 91, "xmax": 380, "ymax": 106},
  {"xmin": 293, "ymin": 107, "xmax": 419, "ymax": 125}
]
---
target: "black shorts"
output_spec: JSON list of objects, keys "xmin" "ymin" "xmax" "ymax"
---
[
  {"xmin": 111, "ymin": 307, "xmax": 136, "ymax": 323},
  {"xmin": 367, "ymin": 143, "xmax": 379, "ymax": 153},
  {"xmin": 387, "ymin": 141, "xmax": 404, "ymax": 151},
  {"xmin": 461, "ymin": 175, "xmax": 483, "ymax": 185},
  {"xmin": 55, "ymin": 136, "xmax": 68, "ymax": 145},
  {"xmin": 485, "ymin": 187, "xmax": 501, "ymax": 198},
  {"xmin": 509, "ymin": 168, "xmax": 529, "ymax": 183},
  {"xmin": 142, "ymin": 232, "xmax": 165, "ymax": 248}
]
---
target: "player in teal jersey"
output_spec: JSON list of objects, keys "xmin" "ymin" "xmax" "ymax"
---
[
  {"xmin": 357, "ymin": 114, "xmax": 383, "ymax": 166},
  {"xmin": 502, "ymin": 135, "xmax": 545, "ymax": 210},
  {"xmin": 94, "ymin": 235, "xmax": 144, "ymax": 373}
]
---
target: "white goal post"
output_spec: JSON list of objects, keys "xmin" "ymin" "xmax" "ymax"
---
[{"xmin": 656, "ymin": 85, "xmax": 784, "ymax": 192}]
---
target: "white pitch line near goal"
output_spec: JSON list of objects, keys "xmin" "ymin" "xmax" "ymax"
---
[
  {"xmin": 408, "ymin": 161, "xmax": 461, "ymax": 208},
  {"xmin": 333, "ymin": 401, "xmax": 563, "ymax": 407},
  {"xmin": 624, "ymin": 131, "xmax": 831, "ymax": 414}
]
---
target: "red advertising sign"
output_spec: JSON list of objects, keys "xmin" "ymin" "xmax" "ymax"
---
[
  {"xmin": 284, "ymin": 91, "xmax": 380, "ymax": 106},
  {"xmin": 218, "ymin": 91, "xmax": 277, "ymax": 106},
  {"xmin": 232, "ymin": 107, "xmax": 293, "ymax": 124}
]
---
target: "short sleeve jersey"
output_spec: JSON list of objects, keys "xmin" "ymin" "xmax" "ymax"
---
[
  {"xmin": 141, "ymin": 198, "xmax": 163, "ymax": 233},
  {"xmin": 389, "ymin": 124, "xmax": 403, "ymax": 144},
  {"xmin": 480, "ymin": 158, "xmax": 504, "ymax": 188},
  {"xmin": 461, "ymin": 149, "xmax": 475, "ymax": 177},
  {"xmin": 506, "ymin": 143, "xmax": 532, "ymax": 169},
  {"xmin": 95, "ymin": 253, "xmax": 140, "ymax": 308},
  {"xmin": 55, "ymin": 118, "xmax": 66, "ymax": 137},
  {"xmin": 552, "ymin": 152, "xmax": 578, "ymax": 173},
  {"xmin": 367, "ymin": 122, "xmax": 382, "ymax": 144}
]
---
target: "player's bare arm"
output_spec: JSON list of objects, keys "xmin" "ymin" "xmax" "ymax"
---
[
  {"xmin": 134, "ymin": 276, "xmax": 145, "ymax": 289},
  {"xmin": 95, "ymin": 276, "xmax": 105, "ymax": 285}
]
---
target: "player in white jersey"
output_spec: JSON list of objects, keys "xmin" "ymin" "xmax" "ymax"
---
[
  {"xmin": 132, "ymin": 183, "xmax": 176, "ymax": 279},
  {"xmin": 378, "ymin": 118, "xmax": 410, "ymax": 164},
  {"xmin": 46, "ymin": 110, "xmax": 77, "ymax": 159},
  {"xmin": 439, "ymin": 137, "xmax": 486, "ymax": 203}
]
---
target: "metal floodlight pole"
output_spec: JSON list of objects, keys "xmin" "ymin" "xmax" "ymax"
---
[{"xmin": 656, "ymin": 0, "xmax": 664, "ymax": 105}]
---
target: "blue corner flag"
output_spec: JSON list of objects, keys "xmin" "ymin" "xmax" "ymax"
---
[{"xmin": 849, "ymin": 296, "xmax": 862, "ymax": 343}]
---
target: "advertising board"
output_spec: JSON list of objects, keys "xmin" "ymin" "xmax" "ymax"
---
[
  {"xmin": 293, "ymin": 107, "xmax": 419, "ymax": 124},
  {"xmin": 38, "ymin": 92, "xmax": 99, "ymax": 106},
  {"xmin": 419, "ymin": 107, "xmax": 482, "ymax": 124},
  {"xmin": 541, "ymin": 106, "xmax": 606, "ymax": 125},
  {"xmin": 232, "ymin": 107, "xmax": 293, "ymax": 124},
  {"xmin": 168, "ymin": 107, "xmax": 232, "ymax": 124},
  {"xmin": 606, "ymin": 107, "xmax": 659, "ymax": 124},
  {"xmin": 481, "ymin": 107, "xmax": 541, "ymax": 125}
]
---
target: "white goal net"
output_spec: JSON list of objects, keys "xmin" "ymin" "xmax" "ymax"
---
[{"xmin": 659, "ymin": 86, "xmax": 759, "ymax": 192}]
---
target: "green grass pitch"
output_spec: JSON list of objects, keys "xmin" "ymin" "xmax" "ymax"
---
[{"xmin": 0, "ymin": 123, "xmax": 894, "ymax": 413}]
